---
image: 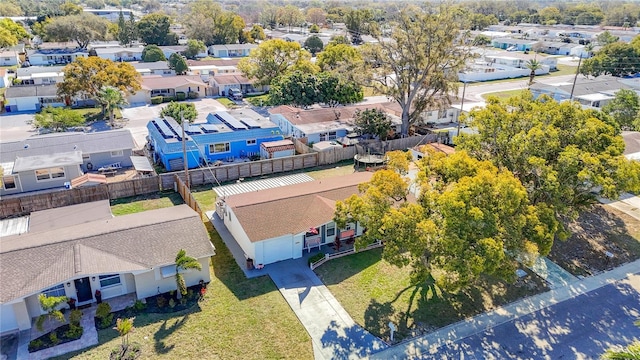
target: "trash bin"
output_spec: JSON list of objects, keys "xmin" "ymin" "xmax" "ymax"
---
[{"xmin": 246, "ymin": 258, "xmax": 254, "ymax": 270}]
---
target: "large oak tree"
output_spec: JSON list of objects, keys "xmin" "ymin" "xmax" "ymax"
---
[
  {"xmin": 44, "ymin": 13, "xmax": 110, "ymax": 49},
  {"xmin": 361, "ymin": 6, "xmax": 473, "ymax": 136},
  {"xmin": 58, "ymin": 57, "xmax": 141, "ymax": 100}
]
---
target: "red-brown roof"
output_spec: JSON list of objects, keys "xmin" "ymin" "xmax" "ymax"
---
[
  {"xmin": 226, "ymin": 172, "xmax": 373, "ymax": 242},
  {"xmin": 187, "ymin": 59, "xmax": 240, "ymax": 67},
  {"xmin": 260, "ymin": 139, "xmax": 295, "ymax": 153}
]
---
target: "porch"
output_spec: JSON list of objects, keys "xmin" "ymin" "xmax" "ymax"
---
[{"xmin": 16, "ymin": 294, "xmax": 135, "ymax": 360}]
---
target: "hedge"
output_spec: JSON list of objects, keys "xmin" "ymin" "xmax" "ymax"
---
[
  {"xmin": 151, "ymin": 96, "xmax": 163, "ymax": 105},
  {"xmin": 188, "ymin": 91, "xmax": 199, "ymax": 99},
  {"xmin": 176, "ymin": 92, "xmax": 186, "ymax": 101}
]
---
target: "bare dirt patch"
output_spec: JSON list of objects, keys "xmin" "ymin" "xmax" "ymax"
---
[{"xmin": 548, "ymin": 205, "xmax": 640, "ymax": 277}]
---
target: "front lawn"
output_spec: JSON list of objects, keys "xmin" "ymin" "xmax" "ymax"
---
[
  {"xmin": 191, "ymin": 186, "xmax": 218, "ymax": 213},
  {"xmin": 69, "ymin": 107, "xmax": 122, "ymax": 122},
  {"xmin": 216, "ymin": 97, "xmax": 236, "ymax": 109},
  {"xmin": 314, "ymin": 248, "xmax": 548, "ymax": 343},
  {"xmin": 482, "ymin": 89, "xmax": 527, "ymax": 100},
  {"xmin": 53, "ymin": 223, "xmax": 313, "ymax": 360},
  {"xmin": 110, "ymin": 192, "xmax": 184, "ymax": 216}
]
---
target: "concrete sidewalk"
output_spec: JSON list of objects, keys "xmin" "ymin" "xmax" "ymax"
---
[
  {"xmin": 371, "ymin": 258, "xmax": 640, "ymax": 359},
  {"xmin": 264, "ymin": 259, "xmax": 388, "ymax": 360}
]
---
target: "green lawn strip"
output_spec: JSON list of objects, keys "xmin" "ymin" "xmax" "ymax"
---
[
  {"xmin": 315, "ymin": 248, "xmax": 548, "ymax": 343},
  {"xmin": 191, "ymin": 186, "xmax": 218, "ymax": 213},
  {"xmin": 110, "ymin": 192, "xmax": 184, "ymax": 216},
  {"xmin": 53, "ymin": 224, "xmax": 313, "ymax": 360},
  {"xmin": 482, "ymin": 89, "xmax": 527, "ymax": 100},
  {"xmin": 216, "ymin": 98, "xmax": 236, "ymax": 109},
  {"xmin": 68, "ymin": 108, "xmax": 123, "ymax": 122},
  {"xmin": 245, "ymin": 94, "xmax": 269, "ymax": 106}
]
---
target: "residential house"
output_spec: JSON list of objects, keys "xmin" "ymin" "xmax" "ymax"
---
[
  {"xmin": 459, "ymin": 62, "xmax": 549, "ymax": 82},
  {"xmin": 484, "ymin": 54, "xmax": 558, "ymax": 71},
  {"xmin": 187, "ymin": 59, "xmax": 241, "ymax": 82},
  {"xmin": 4, "ymin": 85, "xmax": 64, "ymax": 112},
  {"xmin": 529, "ymin": 75, "xmax": 636, "ymax": 103},
  {"xmin": 158, "ymin": 45, "xmax": 187, "ymax": 59},
  {"xmin": 131, "ymin": 61, "xmax": 174, "ymax": 77},
  {"xmin": 207, "ymin": 44, "xmax": 257, "ymax": 58},
  {"xmin": 260, "ymin": 139, "xmax": 295, "ymax": 159},
  {"xmin": 128, "ymin": 75, "xmax": 208, "ymax": 105},
  {"xmin": 83, "ymin": 8, "xmax": 134, "ymax": 21},
  {"xmin": 15, "ymin": 70, "xmax": 63, "ymax": 86},
  {"xmin": 269, "ymin": 103, "xmax": 402, "ymax": 144},
  {"xmin": 574, "ymin": 93, "xmax": 615, "ymax": 109},
  {"xmin": 623, "ymin": 131, "xmax": 640, "ymax": 161},
  {"xmin": 536, "ymin": 41, "xmax": 581, "ymax": 56},
  {"xmin": 26, "ymin": 48, "xmax": 88, "ymax": 66},
  {"xmin": 0, "ymin": 201, "xmax": 214, "ymax": 335},
  {"xmin": 147, "ymin": 110, "xmax": 284, "ymax": 171},
  {"xmin": 0, "ymin": 130, "xmax": 135, "ymax": 196},
  {"xmin": 218, "ymin": 172, "xmax": 371, "ymax": 265},
  {"xmin": 211, "ymin": 74, "xmax": 264, "ymax": 96},
  {"xmin": 94, "ymin": 46, "xmax": 144, "ymax": 62},
  {"xmin": 491, "ymin": 38, "xmax": 539, "ymax": 51},
  {"xmin": 0, "ymin": 69, "xmax": 10, "ymax": 88},
  {"xmin": 0, "ymin": 50, "xmax": 20, "ymax": 66}
]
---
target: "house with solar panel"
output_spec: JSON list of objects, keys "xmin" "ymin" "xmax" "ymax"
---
[{"xmin": 147, "ymin": 109, "xmax": 285, "ymax": 171}]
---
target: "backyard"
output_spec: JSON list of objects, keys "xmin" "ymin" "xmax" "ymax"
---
[
  {"xmin": 110, "ymin": 192, "xmax": 184, "ymax": 216},
  {"xmin": 53, "ymin": 222, "xmax": 313, "ymax": 360},
  {"xmin": 314, "ymin": 248, "xmax": 549, "ymax": 344}
]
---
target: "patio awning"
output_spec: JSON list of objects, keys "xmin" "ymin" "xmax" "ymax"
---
[{"xmin": 130, "ymin": 156, "xmax": 154, "ymax": 172}]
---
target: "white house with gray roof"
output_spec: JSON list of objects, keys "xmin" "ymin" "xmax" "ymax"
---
[
  {"xmin": 0, "ymin": 201, "xmax": 214, "ymax": 335},
  {"xmin": 0, "ymin": 130, "xmax": 135, "ymax": 196},
  {"xmin": 4, "ymin": 84, "xmax": 65, "ymax": 112}
]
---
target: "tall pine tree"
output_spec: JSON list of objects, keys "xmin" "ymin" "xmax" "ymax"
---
[
  {"xmin": 117, "ymin": 10, "xmax": 129, "ymax": 46},
  {"xmin": 127, "ymin": 11, "xmax": 137, "ymax": 46}
]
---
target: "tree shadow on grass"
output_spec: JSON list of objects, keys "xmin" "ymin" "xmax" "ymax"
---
[
  {"xmin": 154, "ymin": 315, "xmax": 189, "ymax": 354},
  {"xmin": 314, "ymin": 248, "xmax": 385, "ymax": 286}
]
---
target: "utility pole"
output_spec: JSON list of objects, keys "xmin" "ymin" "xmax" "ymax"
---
[
  {"xmin": 456, "ymin": 80, "xmax": 468, "ymax": 138},
  {"xmin": 181, "ymin": 113, "xmax": 190, "ymax": 189},
  {"xmin": 569, "ymin": 55, "xmax": 583, "ymax": 101}
]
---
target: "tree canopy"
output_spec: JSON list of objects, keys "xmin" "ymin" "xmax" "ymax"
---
[
  {"xmin": 353, "ymin": 108, "xmax": 393, "ymax": 140},
  {"xmin": 182, "ymin": 0, "xmax": 245, "ymax": 46},
  {"xmin": 580, "ymin": 39, "xmax": 640, "ymax": 77},
  {"xmin": 96, "ymin": 86, "xmax": 127, "ymax": 126},
  {"xmin": 58, "ymin": 57, "xmax": 141, "ymax": 100},
  {"xmin": 160, "ymin": 102, "xmax": 197, "ymax": 124},
  {"xmin": 361, "ymin": 7, "xmax": 472, "ymax": 136},
  {"xmin": 29, "ymin": 106, "xmax": 86, "ymax": 132},
  {"xmin": 44, "ymin": 13, "xmax": 110, "ymax": 49},
  {"xmin": 141, "ymin": 44, "xmax": 166, "ymax": 62},
  {"xmin": 184, "ymin": 39, "xmax": 206, "ymax": 59},
  {"xmin": 335, "ymin": 150, "xmax": 551, "ymax": 291},
  {"xmin": 304, "ymin": 35, "xmax": 324, "ymax": 56},
  {"xmin": 269, "ymin": 71, "xmax": 362, "ymax": 108},
  {"xmin": 0, "ymin": 19, "xmax": 28, "ymax": 48},
  {"xmin": 168, "ymin": 53, "xmax": 188, "ymax": 75},
  {"xmin": 238, "ymin": 39, "xmax": 317, "ymax": 87},
  {"xmin": 603, "ymin": 89, "xmax": 640, "ymax": 131},
  {"xmin": 458, "ymin": 93, "xmax": 640, "ymax": 239},
  {"xmin": 137, "ymin": 13, "xmax": 176, "ymax": 46}
]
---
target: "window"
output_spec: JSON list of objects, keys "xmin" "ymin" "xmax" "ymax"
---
[
  {"xmin": 82, "ymin": 154, "xmax": 91, "ymax": 161},
  {"xmin": 319, "ymin": 133, "xmax": 327, "ymax": 141},
  {"xmin": 111, "ymin": 150, "xmax": 123, "ymax": 157},
  {"xmin": 328, "ymin": 131, "xmax": 337, "ymax": 140},
  {"xmin": 35, "ymin": 167, "xmax": 65, "ymax": 181},
  {"xmin": 246, "ymin": 139, "xmax": 256, "ymax": 146},
  {"xmin": 209, "ymin": 143, "xmax": 230, "ymax": 153},
  {"xmin": 326, "ymin": 223, "xmax": 335, "ymax": 237},
  {"xmin": 161, "ymin": 265, "xmax": 177, "ymax": 278},
  {"xmin": 99, "ymin": 274, "xmax": 121, "ymax": 288},
  {"xmin": 42, "ymin": 284, "xmax": 65, "ymax": 297},
  {"xmin": 3, "ymin": 175, "xmax": 16, "ymax": 190}
]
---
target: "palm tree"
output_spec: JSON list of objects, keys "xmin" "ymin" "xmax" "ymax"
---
[
  {"xmin": 175, "ymin": 249, "xmax": 202, "ymax": 298},
  {"xmin": 526, "ymin": 59, "xmax": 542, "ymax": 87},
  {"xmin": 114, "ymin": 317, "xmax": 135, "ymax": 347},
  {"xmin": 96, "ymin": 86, "xmax": 128, "ymax": 127}
]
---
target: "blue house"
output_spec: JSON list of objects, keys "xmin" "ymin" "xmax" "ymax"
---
[{"xmin": 147, "ymin": 110, "xmax": 285, "ymax": 171}]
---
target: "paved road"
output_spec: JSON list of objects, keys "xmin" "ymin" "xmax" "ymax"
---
[{"xmin": 462, "ymin": 74, "xmax": 578, "ymax": 101}]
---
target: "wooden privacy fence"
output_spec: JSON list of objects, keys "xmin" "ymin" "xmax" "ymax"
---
[
  {"xmin": 174, "ymin": 174, "xmax": 203, "ymax": 218},
  {"xmin": 310, "ymin": 240, "xmax": 383, "ymax": 271},
  {"xmin": 0, "ymin": 176, "xmax": 161, "ymax": 218}
]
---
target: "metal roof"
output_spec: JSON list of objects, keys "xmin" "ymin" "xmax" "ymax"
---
[
  {"xmin": 12, "ymin": 151, "xmax": 82, "ymax": 172},
  {"xmin": 130, "ymin": 156, "xmax": 154, "ymax": 172}
]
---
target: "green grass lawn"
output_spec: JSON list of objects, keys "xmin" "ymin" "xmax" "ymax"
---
[
  {"xmin": 54, "ymin": 223, "xmax": 313, "ymax": 360},
  {"xmin": 245, "ymin": 94, "xmax": 269, "ymax": 107},
  {"xmin": 482, "ymin": 89, "xmax": 527, "ymax": 100},
  {"xmin": 216, "ymin": 97, "xmax": 236, "ymax": 109},
  {"xmin": 110, "ymin": 192, "xmax": 184, "ymax": 216},
  {"xmin": 314, "ymin": 248, "xmax": 549, "ymax": 343},
  {"xmin": 550, "ymin": 64, "xmax": 578, "ymax": 76},
  {"xmin": 191, "ymin": 186, "xmax": 218, "ymax": 213},
  {"xmin": 69, "ymin": 107, "xmax": 123, "ymax": 122}
]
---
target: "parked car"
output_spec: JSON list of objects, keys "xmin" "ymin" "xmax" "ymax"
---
[{"xmin": 228, "ymin": 88, "xmax": 243, "ymax": 101}]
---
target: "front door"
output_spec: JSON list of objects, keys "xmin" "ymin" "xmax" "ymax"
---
[{"xmin": 74, "ymin": 277, "xmax": 92, "ymax": 303}]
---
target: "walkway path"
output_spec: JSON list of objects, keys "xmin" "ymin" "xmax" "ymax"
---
[{"xmin": 371, "ymin": 258, "xmax": 640, "ymax": 359}]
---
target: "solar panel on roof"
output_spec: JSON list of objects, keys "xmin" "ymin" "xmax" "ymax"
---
[
  {"xmin": 215, "ymin": 111, "xmax": 247, "ymax": 130},
  {"xmin": 207, "ymin": 113, "xmax": 222, "ymax": 124},
  {"xmin": 200, "ymin": 124, "xmax": 219, "ymax": 133},
  {"xmin": 168, "ymin": 121, "xmax": 186, "ymax": 140},
  {"xmin": 154, "ymin": 119, "xmax": 176, "ymax": 139},
  {"xmin": 186, "ymin": 125, "xmax": 203, "ymax": 135},
  {"xmin": 239, "ymin": 118, "xmax": 261, "ymax": 129}
]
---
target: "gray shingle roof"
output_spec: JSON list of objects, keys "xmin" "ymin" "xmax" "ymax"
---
[
  {"xmin": 0, "ymin": 204, "xmax": 215, "ymax": 303},
  {"xmin": 5, "ymin": 84, "xmax": 58, "ymax": 98},
  {"xmin": 623, "ymin": 131, "xmax": 640, "ymax": 155},
  {"xmin": 0, "ymin": 129, "xmax": 135, "ymax": 163}
]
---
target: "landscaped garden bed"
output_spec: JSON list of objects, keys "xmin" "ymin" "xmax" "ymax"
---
[
  {"xmin": 549, "ymin": 205, "xmax": 640, "ymax": 277},
  {"xmin": 28, "ymin": 324, "xmax": 83, "ymax": 353}
]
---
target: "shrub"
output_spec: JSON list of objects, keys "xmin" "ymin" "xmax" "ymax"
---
[
  {"xmin": 96, "ymin": 302, "xmax": 114, "ymax": 328},
  {"xmin": 162, "ymin": 96, "xmax": 176, "ymax": 103},
  {"xmin": 176, "ymin": 92, "xmax": 186, "ymax": 101},
  {"xmin": 156, "ymin": 296, "xmax": 167, "ymax": 308},
  {"xmin": 168, "ymin": 298, "xmax": 176, "ymax": 308},
  {"xmin": 133, "ymin": 300, "xmax": 146, "ymax": 312},
  {"xmin": 28, "ymin": 339, "xmax": 44, "ymax": 352},
  {"xmin": 187, "ymin": 91, "xmax": 198, "ymax": 99},
  {"xmin": 151, "ymin": 96, "xmax": 163, "ymax": 105},
  {"xmin": 49, "ymin": 332, "xmax": 59, "ymax": 345},
  {"xmin": 308, "ymin": 252, "xmax": 325, "ymax": 265},
  {"xmin": 187, "ymin": 289, "xmax": 194, "ymax": 300},
  {"xmin": 69, "ymin": 309, "xmax": 82, "ymax": 327},
  {"xmin": 65, "ymin": 324, "xmax": 83, "ymax": 339}
]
